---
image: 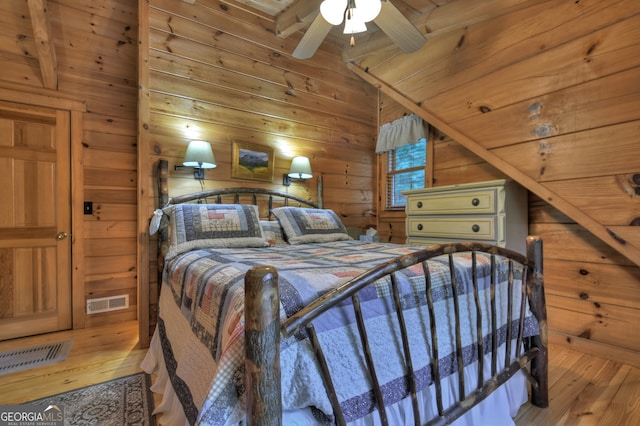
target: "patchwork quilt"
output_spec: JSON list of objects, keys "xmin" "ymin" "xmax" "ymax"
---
[{"xmin": 157, "ymin": 240, "xmax": 539, "ymax": 425}]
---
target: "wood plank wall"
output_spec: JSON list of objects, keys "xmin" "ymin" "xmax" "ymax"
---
[
  {"xmin": 138, "ymin": 0, "xmax": 378, "ymax": 337},
  {"xmin": 0, "ymin": 0, "xmax": 138, "ymax": 330},
  {"xmin": 371, "ymin": 0, "xmax": 640, "ymax": 367},
  {"xmin": 3, "ymin": 0, "xmax": 636, "ymax": 369},
  {"xmin": 379, "ymin": 91, "xmax": 640, "ymax": 367}
]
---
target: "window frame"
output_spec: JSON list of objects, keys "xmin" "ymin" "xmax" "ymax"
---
[{"xmin": 378, "ymin": 126, "xmax": 434, "ymax": 212}]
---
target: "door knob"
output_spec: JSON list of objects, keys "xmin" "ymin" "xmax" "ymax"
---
[{"xmin": 56, "ymin": 232, "xmax": 68, "ymax": 240}]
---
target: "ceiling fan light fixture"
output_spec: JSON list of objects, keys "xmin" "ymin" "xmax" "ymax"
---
[
  {"xmin": 320, "ymin": 0, "xmax": 348, "ymax": 25},
  {"xmin": 293, "ymin": 0, "xmax": 424, "ymax": 59},
  {"xmin": 355, "ymin": 0, "xmax": 381, "ymax": 22},
  {"xmin": 343, "ymin": 8, "xmax": 367, "ymax": 34}
]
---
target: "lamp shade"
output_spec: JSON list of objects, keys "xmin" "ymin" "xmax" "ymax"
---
[
  {"xmin": 183, "ymin": 140, "xmax": 216, "ymax": 168},
  {"xmin": 320, "ymin": 0, "xmax": 347, "ymax": 25},
  {"xmin": 343, "ymin": 7, "xmax": 367, "ymax": 34},
  {"xmin": 355, "ymin": 0, "xmax": 381, "ymax": 22},
  {"xmin": 288, "ymin": 156, "xmax": 313, "ymax": 179}
]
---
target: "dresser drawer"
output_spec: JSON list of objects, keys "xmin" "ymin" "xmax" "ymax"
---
[
  {"xmin": 406, "ymin": 216, "xmax": 497, "ymax": 240},
  {"xmin": 406, "ymin": 189, "xmax": 497, "ymax": 216},
  {"xmin": 403, "ymin": 180, "xmax": 526, "ymax": 253},
  {"xmin": 406, "ymin": 237, "xmax": 465, "ymax": 247}
]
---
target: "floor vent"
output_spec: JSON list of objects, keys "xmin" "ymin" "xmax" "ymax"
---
[{"xmin": 87, "ymin": 295, "xmax": 129, "ymax": 314}]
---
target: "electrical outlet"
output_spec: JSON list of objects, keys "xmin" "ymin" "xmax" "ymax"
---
[{"xmin": 84, "ymin": 201, "xmax": 93, "ymax": 215}]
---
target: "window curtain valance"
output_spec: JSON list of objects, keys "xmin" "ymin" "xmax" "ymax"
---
[{"xmin": 375, "ymin": 113, "xmax": 427, "ymax": 153}]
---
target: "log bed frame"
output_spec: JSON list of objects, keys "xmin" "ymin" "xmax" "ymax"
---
[{"xmin": 156, "ymin": 160, "xmax": 548, "ymax": 425}]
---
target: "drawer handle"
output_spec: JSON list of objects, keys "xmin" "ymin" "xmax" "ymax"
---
[
  {"xmin": 471, "ymin": 198, "xmax": 480, "ymax": 206},
  {"xmin": 417, "ymin": 201, "xmax": 423, "ymax": 208},
  {"xmin": 472, "ymin": 224, "xmax": 480, "ymax": 232},
  {"xmin": 417, "ymin": 224, "xmax": 423, "ymax": 231}
]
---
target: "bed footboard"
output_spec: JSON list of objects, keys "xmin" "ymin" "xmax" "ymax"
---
[{"xmin": 244, "ymin": 236, "xmax": 548, "ymax": 425}]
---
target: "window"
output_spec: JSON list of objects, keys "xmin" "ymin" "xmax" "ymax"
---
[{"xmin": 386, "ymin": 137, "xmax": 427, "ymax": 209}]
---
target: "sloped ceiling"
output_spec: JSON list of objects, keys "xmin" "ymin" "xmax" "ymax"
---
[
  {"xmin": 192, "ymin": 1, "xmax": 640, "ymax": 267},
  {"xmin": 339, "ymin": 0, "xmax": 640, "ymax": 268}
]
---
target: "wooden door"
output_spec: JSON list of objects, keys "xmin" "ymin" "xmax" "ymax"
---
[{"xmin": 0, "ymin": 100, "xmax": 71, "ymax": 340}]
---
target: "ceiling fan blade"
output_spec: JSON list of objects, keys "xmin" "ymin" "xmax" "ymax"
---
[
  {"xmin": 292, "ymin": 14, "xmax": 333, "ymax": 59},
  {"xmin": 374, "ymin": 0, "xmax": 425, "ymax": 53}
]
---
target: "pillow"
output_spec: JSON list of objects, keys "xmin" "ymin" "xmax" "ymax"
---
[
  {"xmin": 260, "ymin": 220, "xmax": 286, "ymax": 246},
  {"xmin": 163, "ymin": 203, "xmax": 269, "ymax": 258},
  {"xmin": 272, "ymin": 207, "xmax": 352, "ymax": 244}
]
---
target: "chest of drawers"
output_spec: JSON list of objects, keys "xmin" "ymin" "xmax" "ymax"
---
[{"xmin": 402, "ymin": 179, "xmax": 528, "ymax": 253}]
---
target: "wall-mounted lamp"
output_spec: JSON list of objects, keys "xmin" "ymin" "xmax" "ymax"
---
[
  {"xmin": 283, "ymin": 156, "xmax": 312, "ymax": 186},
  {"xmin": 175, "ymin": 140, "xmax": 217, "ymax": 179}
]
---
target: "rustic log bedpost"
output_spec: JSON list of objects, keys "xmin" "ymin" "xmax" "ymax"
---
[
  {"xmin": 157, "ymin": 160, "xmax": 169, "ymax": 290},
  {"xmin": 526, "ymin": 236, "xmax": 549, "ymax": 408},
  {"xmin": 245, "ymin": 266, "xmax": 282, "ymax": 426}
]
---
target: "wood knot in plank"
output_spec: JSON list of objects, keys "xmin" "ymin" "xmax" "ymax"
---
[
  {"xmin": 529, "ymin": 102, "xmax": 542, "ymax": 120},
  {"xmin": 535, "ymin": 125, "xmax": 552, "ymax": 137},
  {"xmin": 584, "ymin": 41, "xmax": 598, "ymax": 63},
  {"xmin": 614, "ymin": 174, "xmax": 640, "ymax": 198},
  {"xmin": 578, "ymin": 329, "xmax": 591, "ymax": 339}
]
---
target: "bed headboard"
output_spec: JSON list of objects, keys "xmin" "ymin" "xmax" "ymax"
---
[
  {"xmin": 157, "ymin": 159, "xmax": 321, "ymax": 212},
  {"xmin": 167, "ymin": 187, "xmax": 319, "ymax": 213}
]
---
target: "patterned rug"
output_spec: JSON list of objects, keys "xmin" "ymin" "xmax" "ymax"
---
[
  {"xmin": 26, "ymin": 372, "xmax": 155, "ymax": 426},
  {"xmin": 0, "ymin": 340, "xmax": 73, "ymax": 376}
]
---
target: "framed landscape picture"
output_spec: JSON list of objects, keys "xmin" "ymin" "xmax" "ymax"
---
[{"xmin": 231, "ymin": 141, "xmax": 274, "ymax": 182}]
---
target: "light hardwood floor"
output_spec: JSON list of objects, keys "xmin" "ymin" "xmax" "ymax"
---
[
  {"xmin": 1, "ymin": 320, "xmax": 639, "ymax": 425},
  {"xmin": 0, "ymin": 320, "xmax": 146, "ymax": 405},
  {"xmin": 514, "ymin": 342, "xmax": 640, "ymax": 425}
]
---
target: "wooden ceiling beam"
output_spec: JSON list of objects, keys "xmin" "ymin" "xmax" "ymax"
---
[
  {"xmin": 275, "ymin": 0, "xmax": 322, "ymax": 39},
  {"xmin": 27, "ymin": 0, "xmax": 58, "ymax": 90}
]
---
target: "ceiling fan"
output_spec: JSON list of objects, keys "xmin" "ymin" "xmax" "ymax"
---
[{"xmin": 292, "ymin": 0, "xmax": 426, "ymax": 59}]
